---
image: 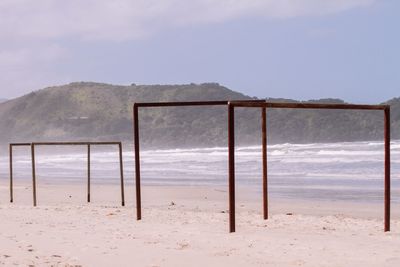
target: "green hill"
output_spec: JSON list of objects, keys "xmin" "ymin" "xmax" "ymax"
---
[{"xmin": 0, "ymin": 82, "xmax": 398, "ymax": 148}]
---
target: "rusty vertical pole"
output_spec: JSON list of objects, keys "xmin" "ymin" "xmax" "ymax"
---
[
  {"xmin": 228, "ymin": 103, "xmax": 236, "ymax": 233},
  {"xmin": 262, "ymin": 107, "xmax": 268, "ymax": 220},
  {"xmin": 9, "ymin": 144, "xmax": 13, "ymax": 203},
  {"xmin": 134, "ymin": 104, "xmax": 142, "ymax": 220},
  {"xmin": 87, "ymin": 144, "xmax": 91, "ymax": 203},
  {"xmin": 384, "ymin": 107, "xmax": 391, "ymax": 232},
  {"xmin": 31, "ymin": 143, "xmax": 37, "ymax": 207},
  {"xmin": 119, "ymin": 142, "xmax": 126, "ymax": 207}
]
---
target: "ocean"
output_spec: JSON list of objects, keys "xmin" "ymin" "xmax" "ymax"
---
[{"xmin": 1, "ymin": 140, "xmax": 399, "ymax": 203}]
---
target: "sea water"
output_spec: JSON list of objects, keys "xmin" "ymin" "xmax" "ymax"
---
[{"xmin": 1, "ymin": 140, "xmax": 399, "ymax": 203}]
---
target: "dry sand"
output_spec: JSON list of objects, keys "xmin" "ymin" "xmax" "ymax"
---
[{"xmin": 1, "ymin": 183, "xmax": 400, "ymax": 267}]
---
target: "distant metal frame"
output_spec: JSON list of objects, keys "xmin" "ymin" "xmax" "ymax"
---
[
  {"xmin": 133, "ymin": 100, "xmax": 267, "ymax": 227},
  {"xmin": 228, "ymin": 101, "xmax": 391, "ymax": 233},
  {"xmin": 9, "ymin": 141, "xmax": 125, "ymax": 207}
]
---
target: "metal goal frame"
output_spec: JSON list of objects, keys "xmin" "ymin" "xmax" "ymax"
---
[{"xmin": 9, "ymin": 141, "xmax": 125, "ymax": 207}]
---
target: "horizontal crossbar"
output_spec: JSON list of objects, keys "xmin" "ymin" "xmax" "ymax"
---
[
  {"xmin": 134, "ymin": 100, "xmax": 265, "ymax": 108},
  {"xmin": 10, "ymin": 141, "xmax": 122, "ymax": 146},
  {"xmin": 229, "ymin": 101, "xmax": 388, "ymax": 110}
]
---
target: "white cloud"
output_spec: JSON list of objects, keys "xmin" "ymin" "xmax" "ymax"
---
[{"xmin": 0, "ymin": 0, "xmax": 377, "ymax": 42}]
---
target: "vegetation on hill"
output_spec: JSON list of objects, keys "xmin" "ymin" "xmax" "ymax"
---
[{"xmin": 0, "ymin": 82, "xmax": 398, "ymax": 148}]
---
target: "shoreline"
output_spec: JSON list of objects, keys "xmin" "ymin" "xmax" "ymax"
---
[{"xmin": 3, "ymin": 183, "xmax": 400, "ymax": 219}]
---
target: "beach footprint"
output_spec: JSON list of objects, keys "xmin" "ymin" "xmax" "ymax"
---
[{"xmin": 176, "ymin": 241, "xmax": 190, "ymax": 250}]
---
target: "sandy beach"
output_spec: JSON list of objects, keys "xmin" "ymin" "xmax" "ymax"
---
[
  {"xmin": 0, "ymin": 183, "xmax": 399, "ymax": 266},
  {"xmin": 1, "ymin": 0, "xmax": 399, "ymax": 266}
]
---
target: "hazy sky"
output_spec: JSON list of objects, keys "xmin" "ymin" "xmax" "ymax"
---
[{"xmin": 0, "ymin": 0, "xmax": 398, "ymax": 103}]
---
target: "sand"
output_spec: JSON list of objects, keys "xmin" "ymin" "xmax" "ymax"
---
[{"xmin": 1, "ymin": 183, "xmax": 400, "ymax": 267}]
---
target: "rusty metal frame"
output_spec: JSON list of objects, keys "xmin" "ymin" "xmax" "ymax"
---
[
  {"xmin": 228, "ymin": 101, "xmax": 391, "ymax": 233},
  {"xmin": 133, "ymin": 100, "xmax": 267, "ymax": 225},
  {"xmin": 9, "ymin": 141, "xmax": 125, "ymax": 207},
  {"xmin": 133, "ymin": 100, "xmax": 391, "ymax": 233}
]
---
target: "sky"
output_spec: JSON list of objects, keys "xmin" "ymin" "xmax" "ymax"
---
[{"xmin": 0, "ymin": 0, "xmax": 399, "ymax": 103}]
